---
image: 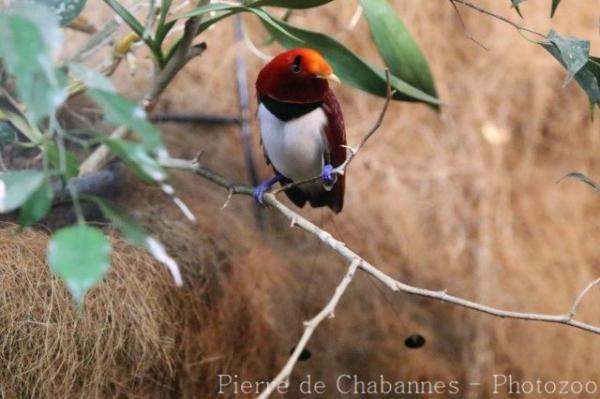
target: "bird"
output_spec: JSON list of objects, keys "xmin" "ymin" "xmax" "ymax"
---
[{"xmin": 253, "ymin": 48, "xmax": 346, "ymax": 213}]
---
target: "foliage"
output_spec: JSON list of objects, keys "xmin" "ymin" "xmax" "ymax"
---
[
  {"xmin": 48, "ymin": 224, "xmax": 111, "ymax": 304},
  {"xmin": 541, "ymin": 30, "xmax": 600, "ymax": 110},
  {"xmin": 511, "ymin": 0, "xmax": 562, "ymax": 17},
  {"xmin": 0, "ymin": 3, "xmax": 174, "ymax": 303},
  {"xmin": 0, "ymin": 7, "xmax": 67, "ymax": 123},
  {"xmin": 32, "ymin": 0, "xmax": 88, "ymax": 26},
  {"xmin": 175, "ymin": 0, "xmax": 440, "ymax": 106},
  {"xmin": 360, "ymin": 0, "xmax": 437, "ymax": 100}
]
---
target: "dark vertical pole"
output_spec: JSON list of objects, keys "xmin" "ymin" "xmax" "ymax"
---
[{"xmin": 234, "ymin": 15, "xmax": 263, "ymax": 224}]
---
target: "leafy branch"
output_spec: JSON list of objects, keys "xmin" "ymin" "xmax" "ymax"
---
[{"xmin": 449, "ymin": 0, "xmax": 600, "ymax": 110}]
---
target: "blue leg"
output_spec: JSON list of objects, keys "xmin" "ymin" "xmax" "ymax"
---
[
  {"xmin": 321, "ymin": 164, "xmax": 336, "ymax": 186},
  {"xmin": 253, "ymin": 174, "xmax": 284, "ymax": 205}
]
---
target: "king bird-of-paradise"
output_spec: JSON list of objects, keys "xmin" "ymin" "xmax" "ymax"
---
[{"xmin": 253, "ymin": 48, "xmax": 346, "ymax": 214}]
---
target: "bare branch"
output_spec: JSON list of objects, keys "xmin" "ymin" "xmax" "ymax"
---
[
  {"xmin": 257, "ymin": 259, "xmax": 360, "ymax": 399},
  {"xmin": 569, "ymin": 277, "xmax": 600, "ymax": 319},
  {"xmin": 142, "ymin": 20, "xmax": 207, "ymax": 112},
  {"xmin": 334, "ymin": 69, "xmax": 394, "ymax": 174},
  {"xmin": 159, "ymin": 156, "xmax": 600, "ymax": 397},
  {"xmin": 448, "ymin": 0, "xmax": 489, "ymax": 50},
  {"xmin": 449, "ymin": 0, "xmax": 545, "ymax": 38},
  {"xmin": 162, "ymin": 157, "xmax": 600, "ymax": 331},
  {"xmin": 70, "ymin": 18, "xmax": 121, "ymax": 63},
  {"xmin": 79, "ymin": 126, "xmax": 128, "ymax": 177}
]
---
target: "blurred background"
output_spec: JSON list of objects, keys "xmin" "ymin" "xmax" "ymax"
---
[{"xmin": 2, "ymin": 0, "xmax": 600, "ymax": 397}]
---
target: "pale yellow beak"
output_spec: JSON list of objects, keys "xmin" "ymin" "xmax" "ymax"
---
[{"xmin": 318, "ymin": 73, "xmax": 341, "ymax": 84}]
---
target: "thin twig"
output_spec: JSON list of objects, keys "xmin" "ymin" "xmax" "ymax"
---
[
  {"xmin": 257, "ymin": 259, "xmax": 360, "ymax": 399},
  {"xmin": 569, "ymin": 277, "xmax": 600, "ymax": 319},
  {"xmin": 334, "ymin": 69, "xmax": 394, "ymax": 173},
  {"xmin": 450, "ymin": 0, "xmax": 545, "ymax": 38},
  {"xmin": 70, "ymin": 19, "xmax": 121, "ymax": 63},
  {"xmin": 272, "ymin": 69, "xmax": 394, "ymax": 195},
  {"xmin": 346, "ymin": 5, "xmax": 363, "ymax": 32},
  {"xmin": 448, "ymin": 0, "xmax": 489, "ymax": 50}
]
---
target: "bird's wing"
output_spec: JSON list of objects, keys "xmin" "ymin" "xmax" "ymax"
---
[
  {"xmin": 318, "ymin": 88, "xmax": 346, "ymax": 213},
  {"xmin": 322, "ymin": 89, "xmax": 347, "ymax": 170}
]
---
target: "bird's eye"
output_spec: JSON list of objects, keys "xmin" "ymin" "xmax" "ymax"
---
[{"xmin": 291, "ymin": 55, "xmax": 302, "ymax": 73}]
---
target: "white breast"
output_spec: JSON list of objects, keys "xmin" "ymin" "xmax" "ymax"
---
[{"xmin": 258, "ymin": 103, "xmax": 327, "ymax": 182}]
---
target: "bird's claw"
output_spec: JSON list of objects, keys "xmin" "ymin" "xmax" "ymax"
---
[
  {"xmin": 253, "ymin": 183, "xmax": 269, "ymax": 206},
  {"xmin": 253, "ymin": 175, "xmax": 284, "ymax": 207},
  {"xmin": 321, "ymin": 164, "xmax": 336, "ymax": 186}
]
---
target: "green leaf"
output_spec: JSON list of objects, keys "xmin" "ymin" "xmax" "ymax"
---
[
  {"xmin": 8, "ymin": 3, "xmax": 63, "ymax": 56},
  {"xmin": 545, "ymin": 30, "xmax": 590, "ymax": 86},
  {"xmin": 69, "ymin": 64, "xmax": 165, "ymax": 155},
  {"xmin": 550, "ymin": 0, "xmax": 561, "ymax": 17},
  {"xmin": 155, "ymin": 0, "xmax": 174, "ymax": 47},
  {"xmin": 48, "ymin": 225, "xmax": 111, "ymax": 304},
  {"xmin": 0, "ymin": 170, "xmax": 45, "ymax": 213},
  {"xmin": 88, "ymin": 196, "xmax": 183, "ymax": 286},
  {"xmin": 87, "ymin": 89, "xmax": 164, "ymax": 155},
  {"xmin": 101, "ymin": 138, "xmax": 167, "ymax": 182},
  {"xmin": 102, "ymin": 0, "xmax": 164, "ymax": 63},
  {"xmin": 0, "ymin": 10, "xmax": 67, "ymax": 122},
  {"xmin": 159, "ymin": 0, "xmax": 173, "ymax": 25},
  {"xmin": 175, "ymin": 3, "xmax": 301, "ymax": 43},
  {"xmin": 46, "ymin": 143, "xmax": 80, "ymax": 179},
  {"xmin": 542, "ymin": 34, "xmax": 600, "ymax": 106},
  {"xmin": 245, "ymin": 0, "xmax": 333, "ymax": 8},
  {"xmin": 262, "ymin": 14, "xmax": 441, "ymax": 107},
  {"xmin": 103, "ymin": 0, "xmax": 145, "ymax": 38},
  {"xmin": 19, "ymin": 178, "xmax": 53, "ymax": 226},
  {"xmin": 30, "ymin": 0, "xmax": 88, "ymax": 25},
  {"xmin": 0, "ymin": 121, "xmax": 17, "ymax": 145},
  {"xmin": 511, "ymin": 0, "xmax": 526, "ymax": 16},
  {"xmin": 559, "ymin": 172, "xmax": 600, "ymax": 192},
  {"xmin": 89, "ymin": 196, "xmax": 147, "ymax": 247},
  {"xmin": 360, "ymin": 0, "xmax": 437, "ymax": 99},
  {"xmin": 175, "ymin": 2, "xmax": 246, "ymax": 18}
]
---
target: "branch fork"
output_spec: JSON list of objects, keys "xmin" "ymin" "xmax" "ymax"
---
[{"xmin": 159, "ymin": 155, "xmax": 600, "ymax": 399}]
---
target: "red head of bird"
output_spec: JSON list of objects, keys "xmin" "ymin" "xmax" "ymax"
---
[{"xmin": 256, "ymin": 48, "xmax": 340, "ymax": 104}]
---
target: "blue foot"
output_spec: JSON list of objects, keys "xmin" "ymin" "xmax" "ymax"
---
[
  {"xmin": 321, "ymin": 164, "xmax": 336, "ymax": 186},
  {"xmin": 253, "ymin": 183, "xmax": 269, "ymax": 206},
  {"xmin": 253, "ymin": 175, "xmax": 283, "ymax": 206}
]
